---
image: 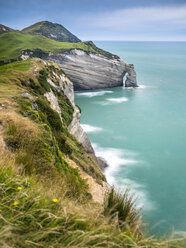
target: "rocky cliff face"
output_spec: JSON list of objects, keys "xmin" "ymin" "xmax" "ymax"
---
[
  {"xmin": 44, "ymin": 63, "xmax": 109, "ymax": 170},
  {"xmin": 47, "ymin": 49, "xmax": 138, "ymax": 90},
  {"xmin": 44, "ymin": 63, "xmax": 95, "ymax": 154},
  {"xmin": 68, "ymin": 106, "xmax": 94, "ymax": 153}
]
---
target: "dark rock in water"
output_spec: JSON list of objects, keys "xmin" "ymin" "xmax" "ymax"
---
[
  {"xmin": 89, "ymin": 154, "xmax": 109, "ymax": 171},
  {"xmin": 96, "ymin": 157, "xmax": 109, "ymax": 171},
  {"xmin": 125, "ymin": 64, "xmax": 138, "ymax": 87},
  {"xmin": 22, "ymin": 21, "xmax": 81, "ymax": 43}
]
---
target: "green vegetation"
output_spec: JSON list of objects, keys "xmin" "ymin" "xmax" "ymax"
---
[
  {"xmin": 0, "ymin": 162, "xmax": 184, "ymax": 247},
  {"xmin": 0, "ymin": 32, "xmax": 116, "ymax": 61},
  {"xmin": 0, "ymin": 59, "xmax": 32, "ymax": 73},
  {"xmin": 104, "ymin": 187, "xmax": 141, "ymax": 232},
  {"xmin": 0, "ymin": 59, "xmax": 104, "ymax": 182},
  {"xmin": 0, "ymin": 59, "xmax": 185, "ymax": 247}
]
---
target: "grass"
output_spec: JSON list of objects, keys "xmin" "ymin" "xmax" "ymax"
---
[
  {"xmin": 0, "ymin": 158, "xmax": 185, "ymax": 247},
  {"xmin": 0, "ymin": 32, "xmax": 115, "ymax": 61},
  {"xmin": 0, "ymin": 110, "xmax": 90, "ymax": 200},
  {"xmin": 0, "ymin": 59, "xmax": 33, "ymax": 73},
  {"xmin": 0, "ymin": 58, "xmax": 105, "ymax": 182},
  {"xmin": 104, "ymin": 187, "xmax": 141, "ymax": 233},
  {"xmin": 0, "ymin": 60, "xmax": 33, "ymax": 103},
  {"xmin": 0, "ymin": 59, "xmax": 185, "ymax": 247}
]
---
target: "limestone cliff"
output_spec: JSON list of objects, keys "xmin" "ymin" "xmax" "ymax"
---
[
  {"xmin": 46, "ymin": 49, "xmax": 138, "ymax": 89},
  {"xmin": 42, "ymin": 61, "xmax": 95, "ymax": 155},
  {"xmin": 67, "ymin": 106, "xmax": 94, "ymax": 153}
]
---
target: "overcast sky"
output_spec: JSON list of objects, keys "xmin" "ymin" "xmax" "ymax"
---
[{"xmin": 1, "ymin": 0, "xmax": 186, "ymax": 41}]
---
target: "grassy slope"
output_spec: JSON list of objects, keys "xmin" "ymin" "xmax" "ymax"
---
[
  {"xmin": 0, "ymin": 60, "xmax": 185, "ymax": 247},
  {"xmin": 0, "ymin": 59, "xmax": 104, "ymax": 182},
  {"xmin": 0, "ymin": 32, "xmax": 115, "ymax": 61}
]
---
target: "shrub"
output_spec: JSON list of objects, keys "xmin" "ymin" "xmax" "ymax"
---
[
  {"xmin": 36, "ymin": 97, "xmax": 63, "ymax": 131},
  {"xmin": 38, "ymin": 69, "xmax": 50, "ymax": 92}
]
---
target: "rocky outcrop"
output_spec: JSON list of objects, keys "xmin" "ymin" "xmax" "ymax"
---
[
  {"xmin": 47, "ymin": 49, "xmax": 138, "ymax": 90},
  {"xmin": 46, "ymin": 72, "xmax": 74, "ymax": 105},
  {"xmin": 44, "ymin": 90, "xmax": 63, "ymax": 123},
  {"xmin": 125, "ymin": 64, "xmax": 138, "ymax": 87},
  {"xmin": 39, "ymin": 65, "xmax": 95, "ymax": 154},
  {"xmin": 67, "ymin": 106, "xmax": 94, "ymax": 154}
]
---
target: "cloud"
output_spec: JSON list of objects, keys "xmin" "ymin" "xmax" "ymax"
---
[
  {"xmin": 76, "ymin": 5, "xmax": 186, "ymax": 40},
  {"xmin": 81, "ymin": 5, "xmax": 186, "ymax": 28}
]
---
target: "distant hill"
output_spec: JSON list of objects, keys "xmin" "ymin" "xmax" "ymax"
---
[
  {"xmin": 22, "ymin": 21, "xmax": 81, "ymax": 43},
  {"xmin": 0, "ymin": 24, "xmax": 15, "ymax": 34}
]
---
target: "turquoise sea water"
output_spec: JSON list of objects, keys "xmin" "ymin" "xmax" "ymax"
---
[{"xmin": 75, "ymin": 41, "xmax": 186, "ymax": 235}]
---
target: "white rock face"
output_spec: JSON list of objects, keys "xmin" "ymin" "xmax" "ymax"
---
[
  {"xmin": 47, "ymin": 71, "xmax": 74, "ymax": 105},
  {"xmin": 47, "ymin": 50, "xmax": 131, "ymax": 90},
  {"xmin": 21, "ymin": 49, "xmax": 138, "ymax": 89},
  {"xmin": 45, "ymin": 73, "xmax": 95, "ymax": 154},
  {"xmin": 68, "ymin": 106, "xmax": 94, "ymax": 153},
  {"xmin": 44, "ymin": 90, "xmax": 63, "ymax": 123},
  {"xmin": 59, "ymin": 75, "xmax": 74, "ymax": 105}
]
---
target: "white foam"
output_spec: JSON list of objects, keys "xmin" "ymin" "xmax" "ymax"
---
[
  {"xmin": 92, "ymin": 143, "xmax": 137, "ymax": 185},
  {"xmin": 81, "ymin": 124, "xmax": 102, "ymax": 133},
  {"xmin": 174, "ymin": 231, "xmax": 186, "ymax": 237},
  {"xmin": 76, "ymin": 91, "xmax": 113, "ymax": 97},
  {"xmin": 107, "ymin": 97, "xmax": 128, "ymax": 103},
  {"xmin": 139, "ymin": 85, "xmax": 148, "ymax": 89},
  {"xmin": 92, "ymin": 143, "xmax": 155, "ymax": 210},
  {"xmin": 119, "ymin": 178, "xmax": 156, "ymax": 210}
]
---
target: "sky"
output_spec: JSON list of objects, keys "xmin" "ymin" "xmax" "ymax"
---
[{"xmin": 1, "ymin": 0, "xmax": 186, "ymax": 41}]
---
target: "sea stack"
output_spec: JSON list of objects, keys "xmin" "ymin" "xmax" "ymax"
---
[{"xmin": 125, "ymin": 64, "xmax": 138, "ymax": 87}]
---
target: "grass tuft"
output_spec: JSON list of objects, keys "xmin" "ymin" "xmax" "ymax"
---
[{"xmin": 104, "ymin": 187, "xmax": 141, "ymax": 234}]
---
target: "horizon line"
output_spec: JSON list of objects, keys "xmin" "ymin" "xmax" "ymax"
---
[{"xmin": 92, "ymin": 40, "xmax": 186, "ymax": 42}]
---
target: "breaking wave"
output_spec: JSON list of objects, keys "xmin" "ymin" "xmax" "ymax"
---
[
  {"xmin": 76, "ymin": 91, "xmax": 113, "ymax": 97},
  {"xmin": 92, "ymin": 143, "xmax": 155, "ymax": 210},
  {"xmin": 107, "ymin": 97, "xmax": 128, "ymax": 103},
  {"xmin": 81, "ymin": 124, "xmax": 102, "ymax": 133}
]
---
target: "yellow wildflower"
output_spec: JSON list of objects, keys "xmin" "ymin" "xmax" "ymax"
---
[
  {"xmin": 52, "ymin": 198, "xmax": 58, "ymax": 203},
  {"xmin": 17, "ymin": 187, "xmax": 22, "ymax": 190},
  {"xmin": 13, "ymin": 201, "xmax": 18, "ymax": 206}
]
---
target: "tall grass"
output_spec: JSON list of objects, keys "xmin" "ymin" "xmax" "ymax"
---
[
  {"xmin": 0, "ymin": 161, "xmax": 185, "ymax": 248},
  {"xmin": 104, "ymin": 187, "xmax": 142, "ymax": 235}
]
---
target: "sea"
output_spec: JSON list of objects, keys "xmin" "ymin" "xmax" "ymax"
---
[{"xmin": 75, "ymin": 41, "xmax": 186, "ymax": 235}]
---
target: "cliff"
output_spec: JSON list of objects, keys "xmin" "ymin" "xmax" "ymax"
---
[{"xmin": 47, "ymin": 49, "xmax": 133, "ymax": 90}]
